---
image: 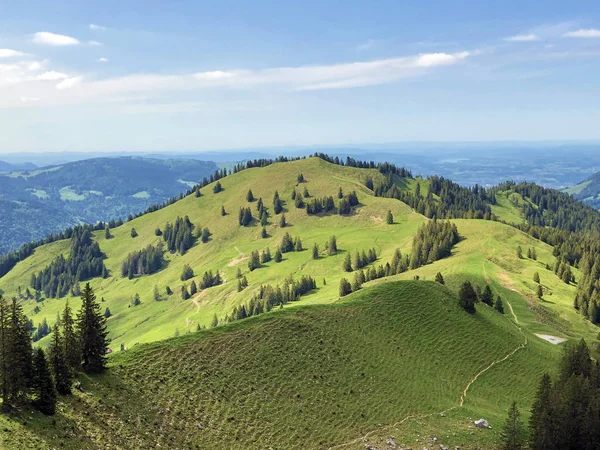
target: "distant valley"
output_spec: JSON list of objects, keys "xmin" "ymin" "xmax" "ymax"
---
[{"xmin": 0, "ymin": 157, "xmax": 217, "ymax": 254}]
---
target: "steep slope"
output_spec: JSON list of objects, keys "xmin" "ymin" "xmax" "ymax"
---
[
  {"xmin": 0, "ymin": 281, "xmax": 558, "ymax": 450},
  {"xmin": 565, "ymin": 171, "xmax": 600, "ymax": 209},
  {"xmin": 0, "ymin": 156, "xmax": 218, "ymax": 253}
]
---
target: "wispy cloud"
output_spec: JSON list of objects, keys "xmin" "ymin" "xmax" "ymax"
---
[
  {"xmin": 0, "ymin": 50, "xmax": 474, "ymax": 107},
  {"xmin": 32, "ymin": 31, "xmax": 80, "ymax": 46},
  {"xmin": 504, "ymin": 33, "xmax": 540, "ymax": 42},
  {"xmin": 356, "ymin": 39, "xmax": 377, "ymax": 51},
  {"xmin": 56, "ymin": 76, "xmax": 82, "ymax": 90},
  {"xmin": 97, "ymin": 57, "xmax": 108, "ymax": 63},
  {"xmin": 89, "ymin": 24, "xmax": 106, "ymax": 31},
  {"xmin": 563, "ymin": 28, "xmax": 600, "ymax": 38},
  {"xmin": 88, "ymin": 40, "xmax": 103, "ymax": 46},
  {"xmin": 37, "ymin": 71, "xmax": 68, "ymax": 81},
  {"xmin": 0, "ymin": 49, "xmax": 25, "ymax": 58}
]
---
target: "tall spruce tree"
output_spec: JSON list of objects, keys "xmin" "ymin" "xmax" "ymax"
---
[
  {"xmin": 529, "ymin": 373, "xmax": 554, "ymax": 450},
  {"xmin": 32, "ymin": 348, "xmax": 56, "ymax": 415},
  {"xmin": 500, "ymin": 401, "xmax": 526, "ymax": 450},
  {"xmin": 48, "ymin": 327, "xmax": 72, "ymax": 395},
  {"xmin": 0, "ymin": 295, "xmax": 9, "ymax": 408},
  {"xmin": 62, "ymin": 301, "xmax": 80, "ymax": 374},
  {"xmin": 77, "ymin": 283, "xmax": 109, "ymax": 374},
  {"xmin": 6, "ymin": 297, "xmax": 34, "ymax": 405}
]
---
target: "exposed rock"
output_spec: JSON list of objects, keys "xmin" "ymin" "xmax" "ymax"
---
[{"xmin": 474, "ymin": 419, "xmax": 490, "ymax": 429}]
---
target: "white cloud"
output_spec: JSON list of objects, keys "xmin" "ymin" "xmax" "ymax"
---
[
  {"xmin": 56, "ymin": 76, "xmax": 82, "ymax": 90},
  {"xmin": 88, "ymin": 40, "xmax": 103, "ymax": 46},
  {"xmin": 193, "ymin": 70, "xmax": 237, "ymax": 81},
  {"xmin": 89, "ymin": 24, "xmax": 106, "ymax": 31},
  {"xmin": 32, "ymin": 31, "xmax": 80, "ymax": 46},
  {"xmin": 37, "ymin": 71, "xmax": 68, "ymax": 81},
  {"xmin": 504, "ymin": 34, "xmax": 540, "ymax": 42},
  {"xmin": 563, "ymin": 29, "xmax": 600, "ymax": 38},
  {"xmin": 28, "ymin": 61, "xmax": 43, "ymax": 71},
  {"xmin": 97, "ymin": 57, "xmax": 108, "ymax": 63},
  {"xmin": 20, "ymin": 96, "xmax": 39, "ymax": 103},
  {"xmin": 416, "ymin": 51, "xmax": 470, "ymax": 67},
  {"xmin": 0, "ymin": 49, "xmax": 25, "ymax": 58}
]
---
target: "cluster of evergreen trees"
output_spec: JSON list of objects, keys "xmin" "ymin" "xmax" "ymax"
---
[
  {"xmin": 0, "ymin": 284, "xmax": 108, "ymax": 415},
  {"xmin": 342, "ymin": 248, "xmax": 378, "ymax": 272},
  {"xmin": 120, "ymin": 243, "xmax": 165, "ymax": 279},
  {"xmin": 238, "ymin": 207, "xmax": 254, "ymax": 226},
  {"xmin": 458, "ymin": 281, "xmax": 504, "ymax": 315},
  {"xmin": 338, "ymin": 191, "xmax": 359, "ymax": 215},
  {"xmin": 199, "ymin": 270, "xmax": 222, "ymax": 289},
  {"xmin": 409, "ymin": 220, "xmax": 460, "ymax": 269},
  {"xmin": 305, "ymin": 196, "xmax": 335, "ymax": 215},
  {"xmin": 228, "ymin": 275, "xmax": 318, "ymax": 322},
  {"xmin": 376, "ymin": 175, "xmax": 495, "ymax": 221},
  {"xmin": 526, "ymin": 340, "xmax": 600, "ymax": 449},
  {"xmin": 30, "ymin": 228, "xmax": 106, "ymax": 298},
  {"xmin": 163, "ymin": 216, "xmax": 196, "ymax": 254}
]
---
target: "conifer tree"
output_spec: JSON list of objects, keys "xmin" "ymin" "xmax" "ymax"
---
[
  {"xmin": 0, "ymin": 295, "xmax": 10, "ymax": 408},
  {"xmin": 516, "ymin": 246, "xmax": 523, "ymax": 259},
  {"xmin": 104, "ymin": 307, "xmax": 111, "ymax": 318},
  {"xmin": 236, "ymin": 268, "xmax": 242, "ymax": 279},
  {"xmin": 210, "ymin": 314, "xmax": 218, "ymax": 328},
  {"xmin": 495, "ymin": 296, "xmax": 505, "ymax": 314},
  {"xmin": 481, "ymin": 285, "xmax": 494, "ymax": 306},
  {"xmin": 213, "ymin": 181, "xmax": 222, "ymax": 193},
  {"xmin": 338, "ymin": 187, "xmax": 343, "ymax": 199},
  {"xmin": 6, "ymin": 297, "xmax": 34, "ymax": 404},
  {"xmin": 105, "ymin": 227, "xmax": 111, "ymax": 239},
  {"xmin": 130, "ymin": 228, "xmax": 138, "ymax": 238},
  {"xmin": 247, "ymin": 189, "xmax": 254, "ymax": 202},
  {"xmin": 303, "ymin": 186, "xmax": 309, "ymax": 198},
  {"xmin": 261, "ymin": 227, "xmax": 268, "ymax": 238},
  {"xmin": 62, "ymin": 301, "xmax": 80, "ymax": 374},
  {"xmin": 386, "ymin": 210, "xmax": 394, "ymax": 224},
  {"xmin": 312, "ymin": 243, "xmax": 319, "ymax": 260},
  {"xmin": 32, "ymin": 348, "xmax": 56, "ymax": 415},
  {"xmin": 458, "ymin": 281, "xmax": 477, "ymax": 314},
  {"xmin": 274, "ymin": 248, "xmax": 283, "ymax": 263},
  {"xmin": 77, "ymin": 283, "xmax": 109, "ymax": 374},
  {"xmin": 260, "ymin": 211, "xmax": 269, "ymax": 227},
  {"xmin": 328, "ymin": 236, "xmax": 338, "ymax": 255},
  {"xmin": 435, "ymin": 272, "xmax": 445, "ymax": 284},
  {"xmin": 297, "ymin": 173, "xmax": 304, "ymax": 183},
  {"xmin": 537, "ymin": 284, "xmax": 544, "ymax": 299},
  {"xmin": 154, "ymin": 285, "xmax": 160, "ymax": 301},
  {"xmin": 221, "ymin": 205, "xmax": 226, "ymax": 216},
  {"xmin": 280, "ymin": 214, "xmax": 287, "ymax": 228},
  {"xmin": 533, "ymin": 272, "xmax": 540, "ymax": 283},
  {"xmin": 48, "ymin": 327, "xmax": 72, "ymax": 395},
  {"xmin": 343, "ymin": 253, "xmax": 352, "ymax": 272},
  {"xmin": 339, "ymin": 278, "xmax": 352, "ymax": 297},
  {"xmin": 529, "ymin": 373, "xmax": 553, "ymax": 450},
  {"xmin": 500, "ymin": 401, "xmax": 525, "ymax": 450}
]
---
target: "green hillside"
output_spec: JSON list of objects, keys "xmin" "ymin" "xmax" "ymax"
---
[
  {"xmin": 1, "ymin": 156, "xmax": 598, "ymax": 449},
  {"xmin": 1, "ymin": 157, "xmax": 426, "ymax": 347},
  {"xmin": 0, "ymin": 281, "xmax": 559, "ymax": 450}
]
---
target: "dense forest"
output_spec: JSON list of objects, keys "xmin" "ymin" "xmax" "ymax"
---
[{"xmin": 30, "ymin": 228, "xmax": 106, "ymax": 298}]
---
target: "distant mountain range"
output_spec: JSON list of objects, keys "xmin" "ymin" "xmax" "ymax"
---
[
  {"xmin": 0, "ymin": 160, "xmax": 38, "ymax": 173},
  {"xmin": 0, "ymin": 157, "xmax": 218, "ymax": 254},
  {"xmin": 565, "ymin": 171, "xmax": 600, "ymax": 209}
]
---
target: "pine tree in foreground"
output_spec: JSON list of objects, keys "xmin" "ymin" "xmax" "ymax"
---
[
  {"xmin": 495, "ymin": 296, "xmax": 505, "ymax": 314},
  {"xmin": 500, "ymin": 401, "xmax": 526, "ymax": 450},
  {"xmin": 62, "ymin": 301, "xmax": 81, "ymax": 375},
  {"xmin": 458, "ymin": 281, "xmax": 477, "ymax": 314},
  {"xmin": 77, "ymin": 283, "xmax": 109, "ymax": 374},
  {"xmin": 48, "ymin": 327, "xmax": 72, "ymax": 395},
  {"xmin": 32, "ymin": 348, "xmax": 56, "ymax": 415}
]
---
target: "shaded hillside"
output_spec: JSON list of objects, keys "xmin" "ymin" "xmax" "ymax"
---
[{"xmin": 0, "ymin": 157, "xmax": 217, "ymax": 253}]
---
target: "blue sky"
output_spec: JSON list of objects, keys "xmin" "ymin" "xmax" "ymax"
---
[{"xmin": 1, "ymin": 0, "xmax": 600, "ymax": 152}]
